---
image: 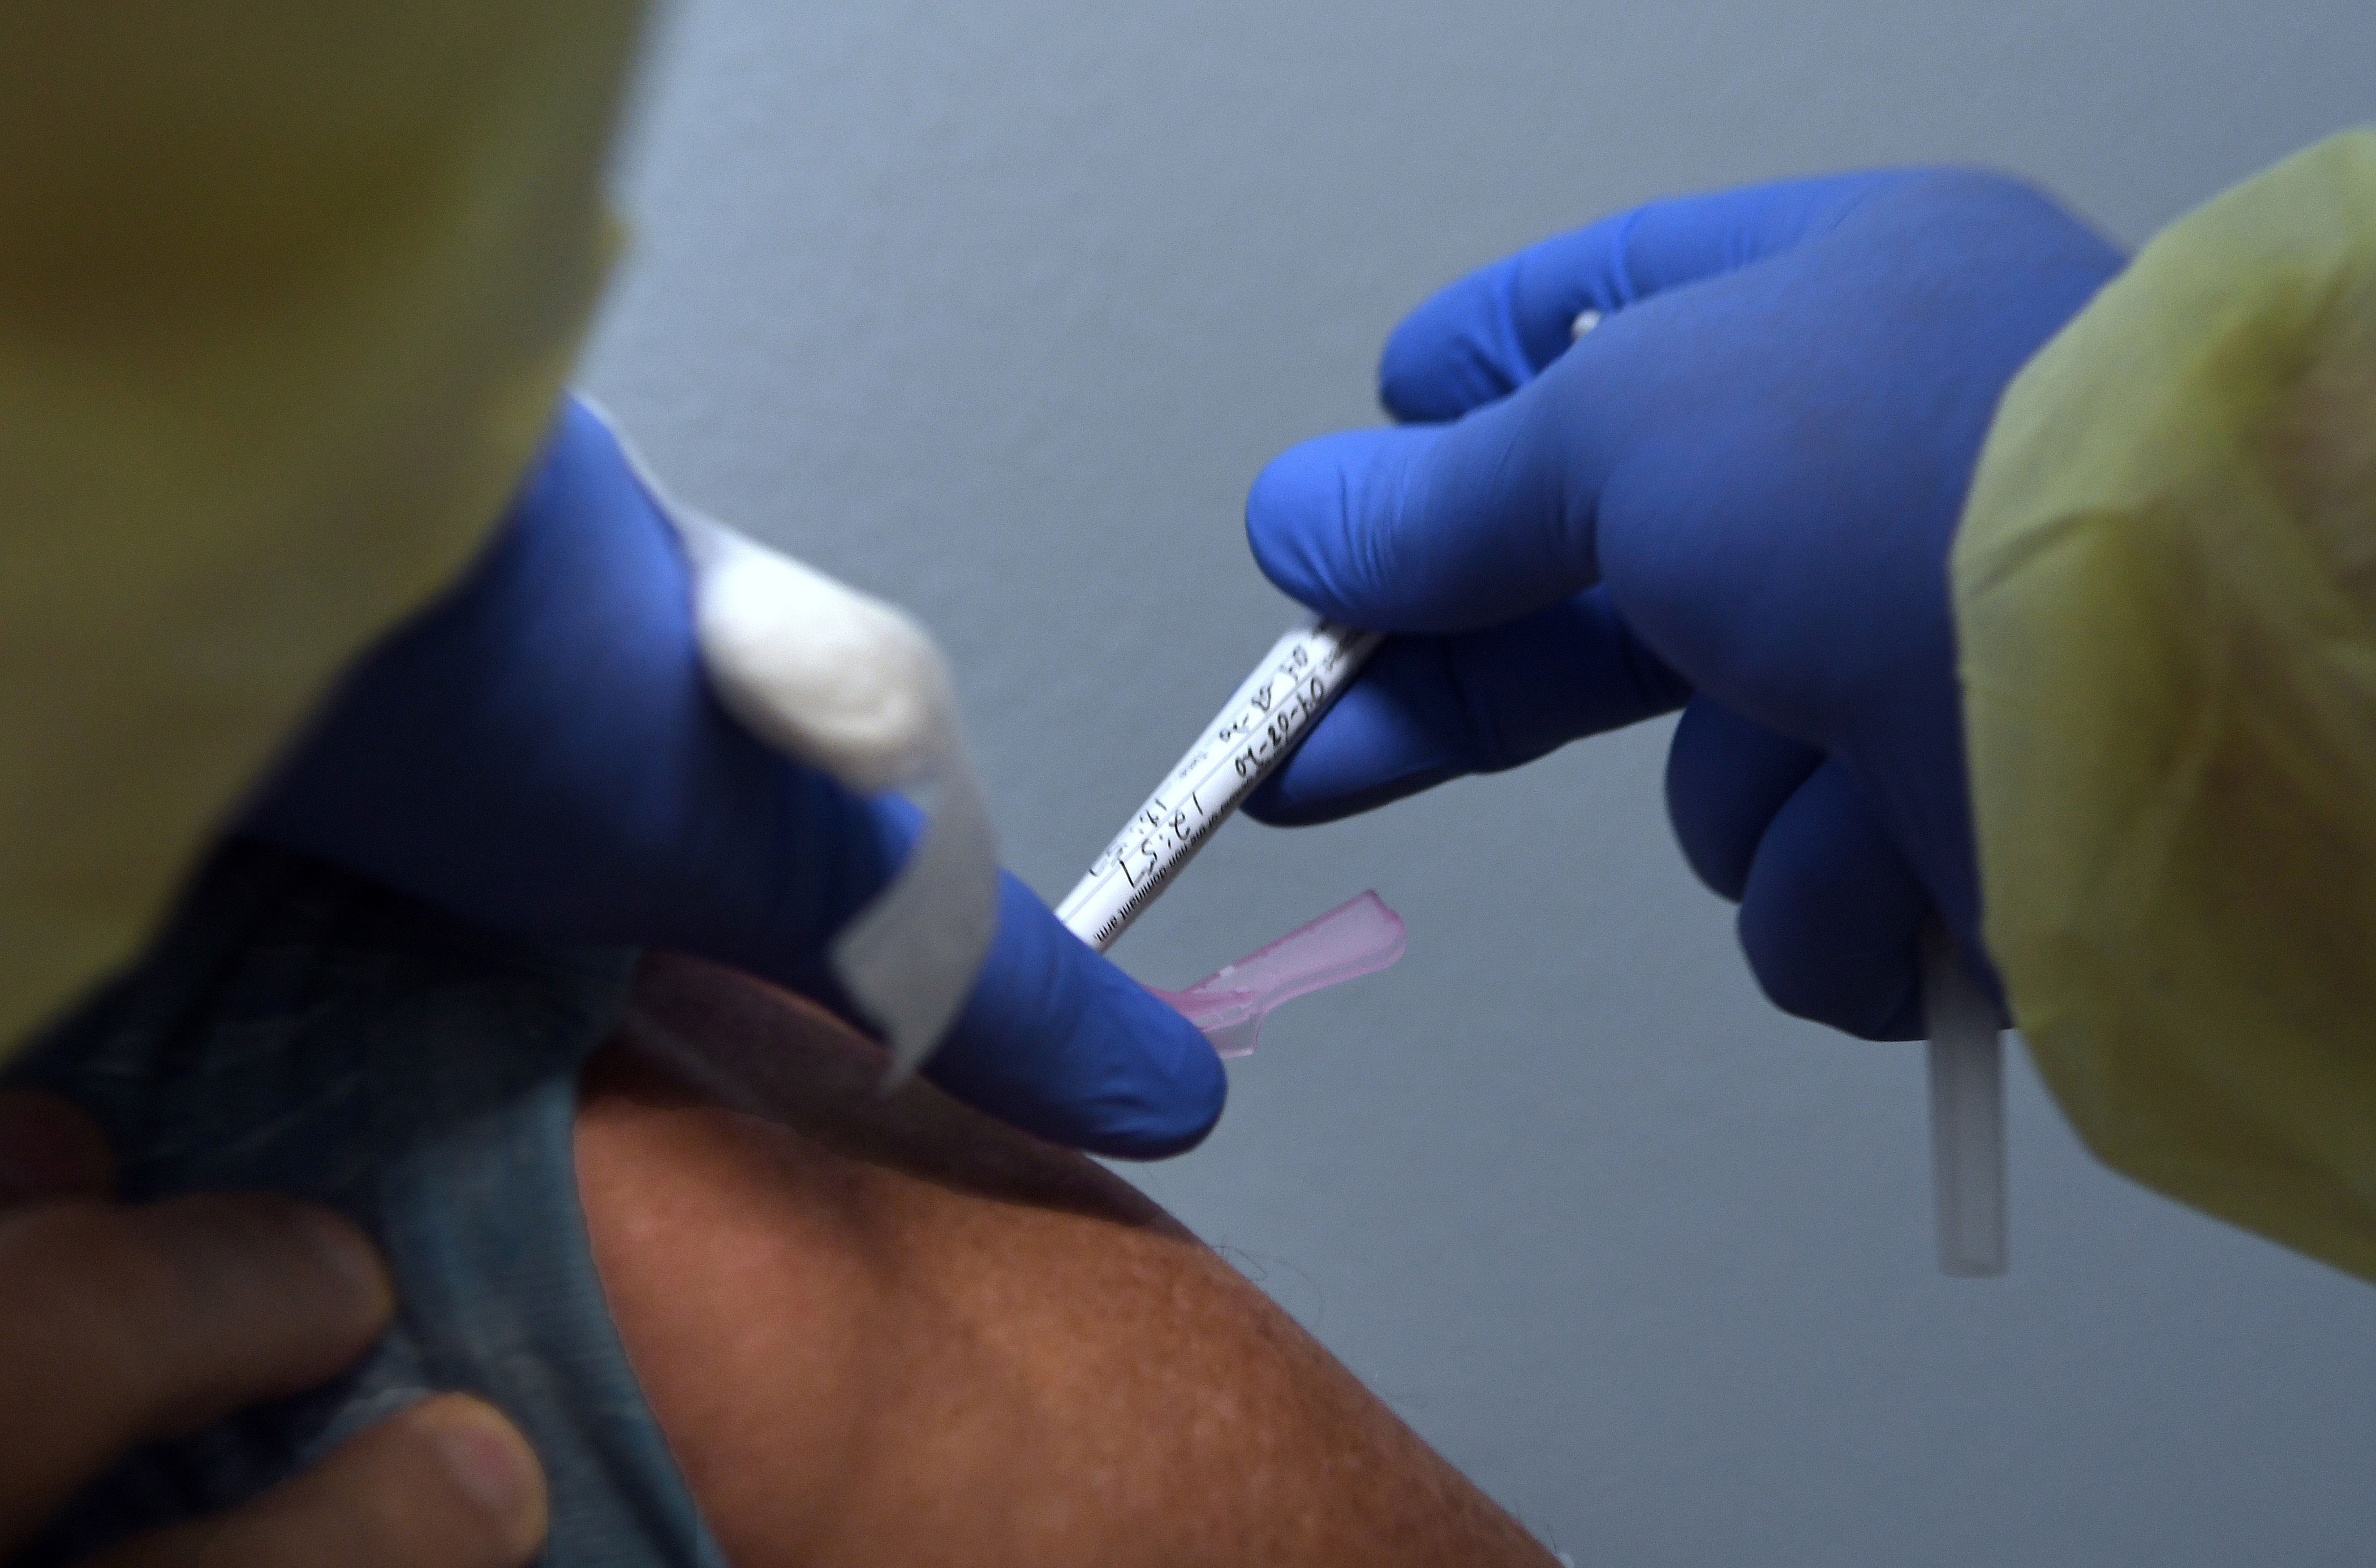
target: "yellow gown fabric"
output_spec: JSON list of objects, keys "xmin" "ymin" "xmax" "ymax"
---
[
  {"xmin": 1955, "ymin": 130, "xmax": 2376, "ymax": 1282},
  {"xmin": 0, "ymin": 2, "xmax": 648, "ymax": 1054}
]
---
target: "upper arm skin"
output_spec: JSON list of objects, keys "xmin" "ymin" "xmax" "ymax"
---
[{"xmin": 573, "ymin": 953, "xmax": 1557, "ymax": 1568}]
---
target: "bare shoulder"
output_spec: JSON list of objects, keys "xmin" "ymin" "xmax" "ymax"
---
[{"xmin": 574, "ymin": 952, "xmax": 1556, "ymax": 1568}]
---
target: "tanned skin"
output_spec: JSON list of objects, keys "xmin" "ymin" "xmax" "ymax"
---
[{"xmin": 574, "ymin": 953, "xmax": 1559, "ymax": 1568}]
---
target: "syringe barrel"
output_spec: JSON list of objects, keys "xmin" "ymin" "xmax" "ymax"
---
[{"xmin": 1055, "ymin": 619, "xmax": 1379, "ymax": 951}]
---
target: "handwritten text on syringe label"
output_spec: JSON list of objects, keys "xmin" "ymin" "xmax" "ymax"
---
[
  {"xmin": 1059, "ymin": 622, "xmax": 1378, "ymax": 950},
  {"xmin": 1088, "ymin": 631, "xmax": 1359, "ymax": 882}
]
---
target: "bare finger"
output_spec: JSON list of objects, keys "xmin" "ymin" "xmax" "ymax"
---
[
  {"xmin": 80, "ymin": 1394, "xmax": 546, "ymax": 1568},
  {"xmin": 0, "ymin": 1193, "xmax": 391, "ymax": 1543}
]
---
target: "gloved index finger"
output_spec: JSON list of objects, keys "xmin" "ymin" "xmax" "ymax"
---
[{"xmin": 1378, "ymin": 171, "xmax": 1921, "ymax": 424}]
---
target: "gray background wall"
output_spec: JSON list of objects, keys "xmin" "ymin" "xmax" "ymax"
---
[{"xmin": 582, "ymin": 5, "xmax": 2376, "ymax": 1562}]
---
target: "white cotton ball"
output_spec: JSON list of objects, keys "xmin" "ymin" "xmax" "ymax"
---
[{"xmin": 678, "ymin": 515, "xmax": 958, "ymax": 794}]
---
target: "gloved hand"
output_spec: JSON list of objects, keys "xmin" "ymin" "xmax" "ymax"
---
[
  {"xmin": 243, "ymin": 399, "xmax": 1223, "ymax": 1157},
  {"xmin": 1243, "ymin": 172, "xmax": 2124, "ymax": 1038}
]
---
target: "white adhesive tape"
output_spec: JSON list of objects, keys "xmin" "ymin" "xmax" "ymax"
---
[{"xmin": 588, "ymin": 398, "xmax": 998, "ymax": 1084}]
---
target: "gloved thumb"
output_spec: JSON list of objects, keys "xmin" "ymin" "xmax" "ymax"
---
[{"xmin": 1245, "ymin": 387, "xmax": 1603, "ymax": 634}]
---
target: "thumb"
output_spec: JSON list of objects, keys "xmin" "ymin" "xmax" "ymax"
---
[{"xmin": 1246, "ymin": 386, "xmax": 1600, "ymax": 634}]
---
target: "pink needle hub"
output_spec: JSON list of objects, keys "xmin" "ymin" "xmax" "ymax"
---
[{"xmin": 1149, "ymin": 891, "xmax": 1407, "ymax": 1058}]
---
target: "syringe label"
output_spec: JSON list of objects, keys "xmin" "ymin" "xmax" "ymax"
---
[
  {"xmin": 1091, "ymin": 785, "xmax": 1208, "ymax": 885},
  {"xmin": 1080, "ymin": 631, "xmax": 1345, "ymax": 881},
  {"xmin": 1057, "ymin": 619, "xmax": 1380, "ymax": 950}
]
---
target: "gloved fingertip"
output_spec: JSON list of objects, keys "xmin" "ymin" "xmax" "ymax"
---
[
  {"xmin": 922, "ymin": 878, "xmax": 1226, "ymax": 1160},
  {"xmin": 1070, "ymin": 986, "xmax": 1230, "ymax": 1161},
  {"xmin": 1244, "ymin": 440, "xmax": 1351, "ymax": 614},
  {"xmin": 1738, "ymin": 896, "xmax": 1925, "ymax": 1040},
  {"xmin": 1375, "ymin": 242, "xmax": 1613, "ymax": 421},
  {"xmin": 1664, "ymin": 699, "xmax": 1824, "ymax": 903},
  {"xmin": 1238, "ymin": 769, "xmax": 1301, "ymax": 826},
  {"xmin": 1241, "ymin": 746, "xmax": 1459, "ymax": 829},
  {"xmin": 1379, "ymin": 274, "xmax": 1530, "ymax": 423},
  {"xmin": 1734, "ymin": 762, "xmax": 1932, "ymax": 1041},
  {"xmin": 1244, "ymin": 429, "xmax": 1428, "ymax": 624},
  {"xmin": 933, "ymin": 987, "xmax": 1226, "ymax": 1160}
]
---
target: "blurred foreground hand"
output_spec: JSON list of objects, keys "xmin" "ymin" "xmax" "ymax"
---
[{"xmin": 0, "ymin": 1090, "xmax": 547, "ymax": 1568}]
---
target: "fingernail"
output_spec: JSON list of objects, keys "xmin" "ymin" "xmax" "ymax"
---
[
  {"xmin": 428, "ymin": 1402, "xmax": 540, "ymax": 1530},
  {"xmin": 0, "ymin": 1091, "xmax": 113, "ymax": 1200}
]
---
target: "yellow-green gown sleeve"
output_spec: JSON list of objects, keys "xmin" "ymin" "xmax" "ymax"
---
[
  {"xmin": 0, "ymin": 1, "xmax": 649, "ymax": 1054},
  {"xmin": 1953, "ymin": 130, "xmax": 2376, "ymax": 1281}
]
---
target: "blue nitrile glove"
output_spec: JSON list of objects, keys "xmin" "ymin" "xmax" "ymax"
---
[
  {"xmin": 1243, "ymin": 173, "xmax": 2123, "ymax": 1039},
  {"xmin": 242, "ymin": 398, "xmax": 1223, "ymax": 1156}
]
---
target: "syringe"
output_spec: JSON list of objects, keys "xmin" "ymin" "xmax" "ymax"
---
[{"xmin": 1054, "ymin": 618, "xmax": 1380, "ymax": 952}]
